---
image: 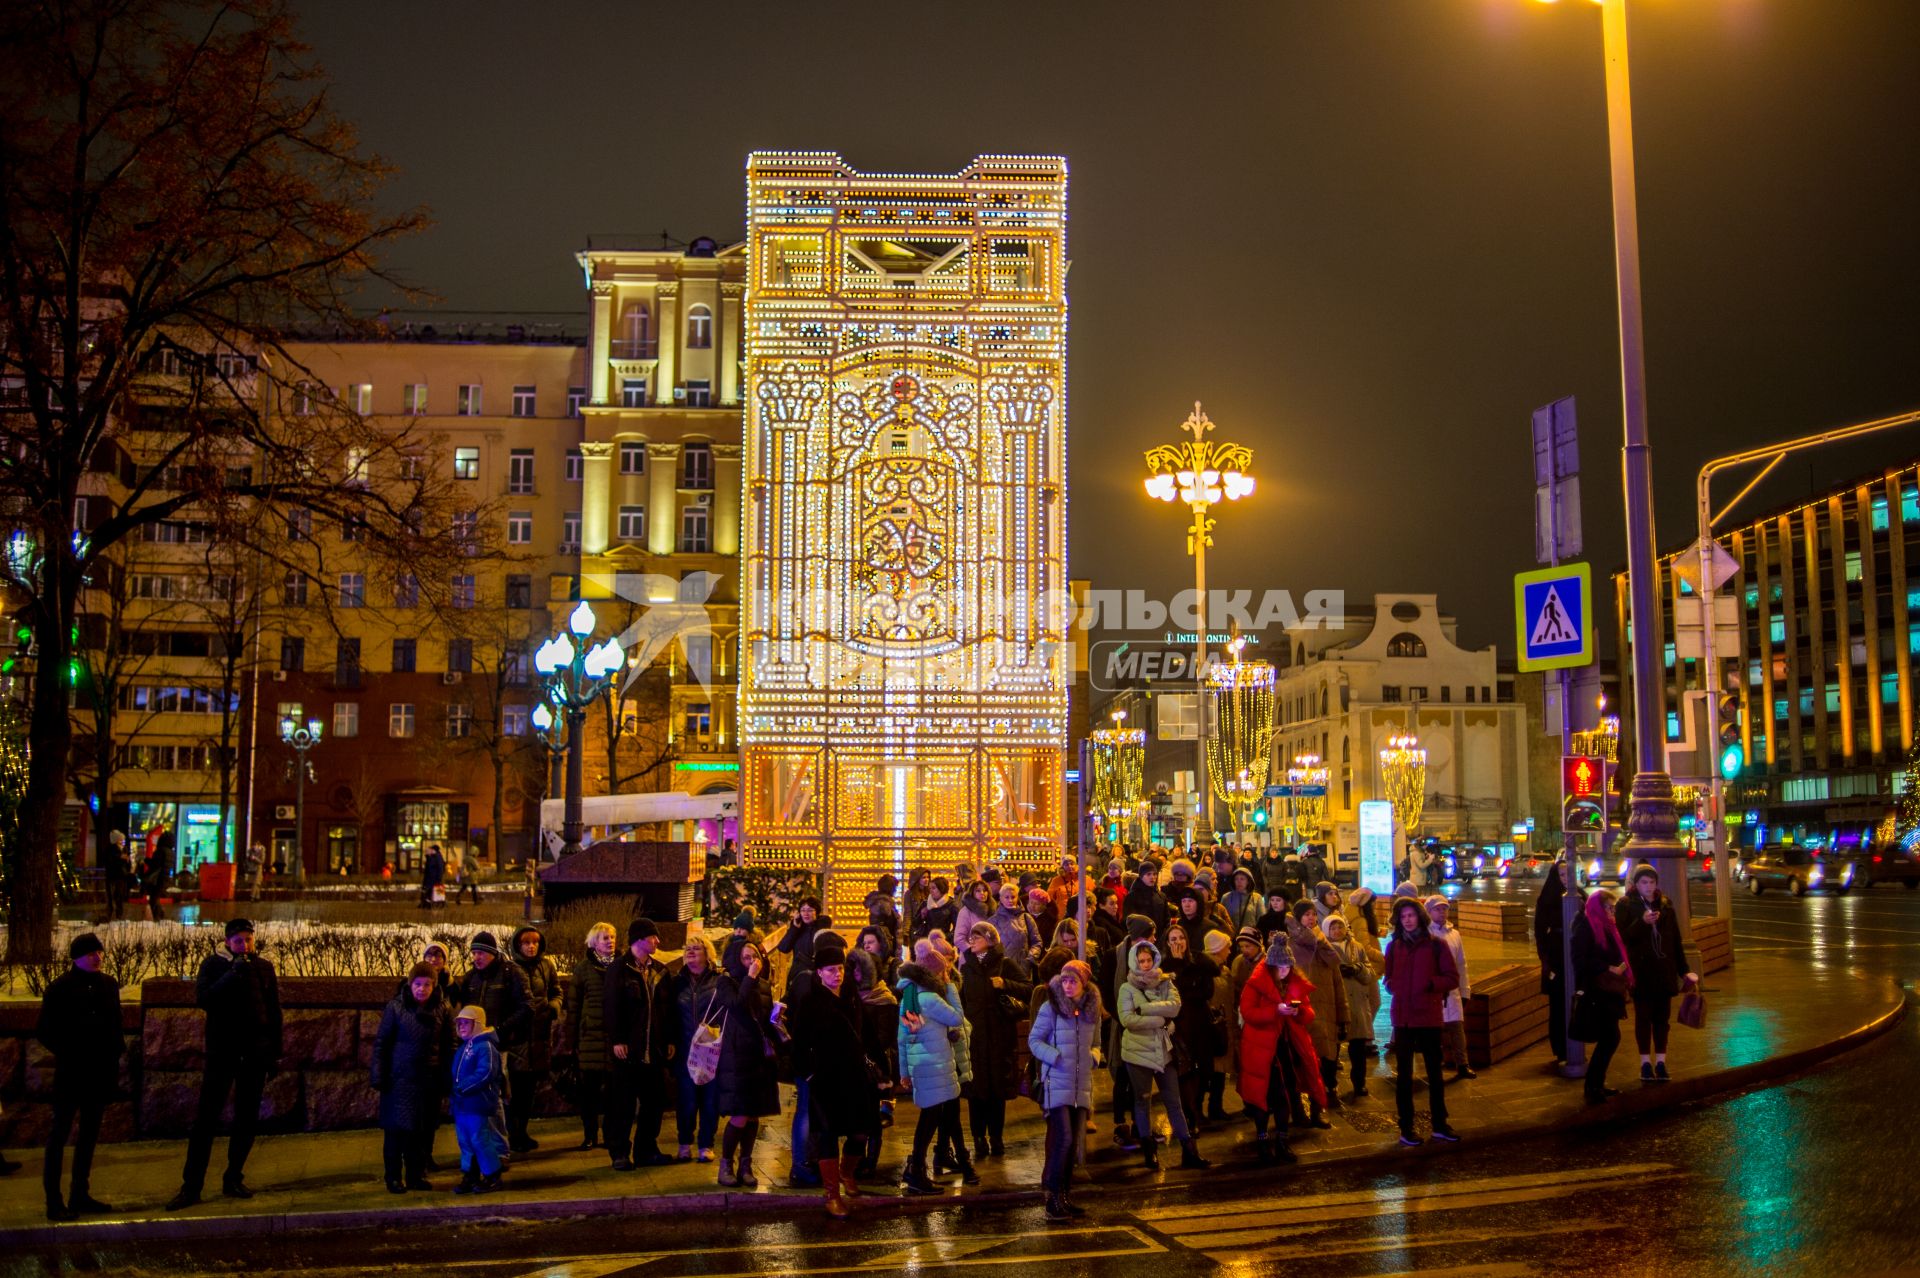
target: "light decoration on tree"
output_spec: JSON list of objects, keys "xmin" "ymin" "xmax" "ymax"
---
[
  {"xmin": 1288, "ymin": 752, "xmax": 1330, "ymax": 845},
  {"xmin": 739, "ymin": 154, "xmax": 1069, "ymax": 912},
  {"xmin": 1379, "ymin": 732, "xmax": 1428, "ymax": 851},
  {"xmin": 1206, "ymin": 638, "xmax": 1276, "ymax": 840},
  {"xmin": 1089, "ymin": 711, "xmax": 1146, "ymax": 848}
]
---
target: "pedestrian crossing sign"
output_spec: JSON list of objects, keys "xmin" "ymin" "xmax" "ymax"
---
[{"xmin": 1514, "ymin": 562, "xmax": 1593, "ymax": 672}]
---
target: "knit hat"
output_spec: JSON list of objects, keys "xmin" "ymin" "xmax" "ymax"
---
[
  {"xmin": 1231, "ymin": 867, "xmax": 1253, "ymax": 889},
  {"xmin": 1264, "ymin": 937, "xmax": 1293, "ymax": 969},
  {"xmin": 421, "ymin": 942, "xmax": 448, "ymax": 962},
  {"xmin": 1106, "ymin": 857, "xmax": 1125, "ymax": 877},
  {"xmin": 1027, "ymin": 886, "xmax": 1050, "ymax": 906},
  {"xmin": 69, "ymin": 932, "xmax": 104, "ymax": 960},
  {"xmin": 969, "ymin": 920, "xmax": 1000, "ymax": 945},
  {"xmin": 1202, "ymin": 930, "xmax": 1231, "ymax": 959},
  {"xmin": 912, "ymin": 938, "xmax": 951, "ymax": 981},
  {"xmin": 469, "ymin": 930, "xmax": 501, "ymax": 954},
  {"xmin": 1393, "ymin": 882, "xmax": 1419, "ymax": 899},
  {"xmin": 1424, "ymin": 894, "xmax": 1449, "ymax": 918},
  {"xmin": 1170, "ymin": 857, "xmax": 1196, "ymax": 882},
  {"xmin": 1322, "ymin": 913, "xmax": 1348, "ymax": 937},
  {"xmin": 1060, "ymin": 855, "xmax": 1077, "ymax": 873},
  {"xmin": 407, "ymin": 961, "xmax": 438, "ymax": 981},
  {"xmin": 1630, "ymin": 863, "xmax": 1659, "ymax": 887},
  {"xmin": 733, "ymin": 908, "xmax": 756, "ymax": 931},
  {"xmin": 1235, "ymin": 925, "xmax": 1262, "ymax": 948},
  {"xmin": 981, "ymin": 864, "xmax": 1003, "ymax": 883},
  {"xmin": 626, "ymin": 918, "xmax": 658, "ymax": 945},
  {"xmin": 813, "ymin": 931, "xmax": 847, "ymax": 967},
  {"xmin": 1348, "ymin": 886, "xmax": 1375, "ymax": 909},
  {"xmin": 1124, "ymin": 913, "xmax": 1156, "ymax": 942},
  {"xmin": 1195, "ymin": 869, "xmax": 1217, "ymax": 893},
  {"xmin": 1290, "ymin": 899, "xmax": 1315, "ymax": 922},
  {"xmin": 224, "ymin": 918, "xmax": 255, "ymax": 939},
  {"xmin": 454, "ymin": 1005, "xmax": 488, "ymax": 1029},
  {"xmin": 1060, "ymin": 958, "xmax": 1094, "ymax": 988}
]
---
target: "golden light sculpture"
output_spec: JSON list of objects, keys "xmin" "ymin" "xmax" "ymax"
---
[
  {"xmin": 1145, "ymin": 404, "xmax": 1253, "ymax": 845},
  {"xmin": 1089, "ymin": 711, "xmax": 1146, "ymax": 849},
  {"xmin": 1288, "ymin": 752, "xmax": 1330, "ymax": 845},
  {"xmin": 1206, "ymin": 639, "xmax": 1276, "ymax": 842},
  {"xmin": 1379, "ymin": 732, "xmax": 1428, "ymax": 852},
  {"xmin": 739, "ymin": 154, "xmax": 1070, "ymax": 913}
]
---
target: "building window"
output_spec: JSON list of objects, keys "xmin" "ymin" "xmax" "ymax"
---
[
  {"xmin": 506, "ymin": 574, "xmax": 532, "ymax": 609},
  {"xmin": 503, "ymin": 643, "xmax": 528, "ymax": 686},
  {"xmin": 683, "ymin": 702, "xmax": 712, "ymax": 739},
  {"xmin": 1464, "ymin": 685, "xmax": 1476, "ymax": 704},
  {"xmin": 617, "ymin": 505, "xmax": 646, "ymax": 543},
  {"xmin": 339, "ymin": 513, "xmax": 364, "ymax": 542},
  {"xmin": 1439, "ymin": 686, "xmax": 1451, "ymax": 703},
  {"xmin": 336, "ymin": 638, "xmax": 361, "ymax": 679},
  {"xmin": 451, "ymin": 574, "xmax": 476, "ymax": 608},
  {"xmin": 508, "ymin": 449, "xmax": 535, "ymax": 493},
  {"xmin": 348, "ymin": 383, "xmax": 371, "ymax": 414},
  {"xmin": 1844, "ymin": 550, "xmax": 1862, "ymax": 583},
  {"xmin": 1381, "ymin": 685, "xmax": 1402, "ymax": 703},
  {"xmin": 338, "ymin": 573, "xmax": 365, "ymax": 608},
  {"xmin": 1481, "ymin": 686, "xmax": 1490, "ymax": 702},
  {"xmin": 446, "ymin": 703, "xmax": 471, "ymax": 739},
  {"xmin": 292, "ymin": 382, "xmax": 313, "ymax": 416},
  {"xmin": 621, "ymin": 377, "xmax": 647, "ymax": 409},
  {"xmin": 283, "ymin": 572, "xmax": 308, "ymax": 606},
  {"xmin": 394, "ymin": 574, "xmax": 419, "ymax": 608},
  {"xmin": 457, "ymin": 383, "xmax": 482, "ymax": 416},
  {"xmin": 1386, "ymin": 632, "xmax": 1427, "ymax": 659},
  {"xmin": 565, "ymin": 448, "xmax": 582, "ymax": 482},
  {"xmin": 333, "ymin": 702, "xmax": 359, "ymax": 739},
  {"xmin": 507, "ymin": 511, "xmax": 532, "ymax": 544},
  {"xmin": 620, "ymin": 440, "xmax": 645, "ymax": 473},
  {"xmin": 561, "ymin": 511, "xmax": 580, "ymax": 551},
  {"xmin": 567, "ymin": 386, "xmax": 586, "ymax": 417},
  {"xmin": 389, "ymin": 703, "xmax": 415, "ymax": 739},
  {"xmin": 686, "ymin": 304, "xmax": 713, "ymax": 349},
  {"xmin": 684, "ymin": 378, "xmax": 712, "ymax": 408},
  {"xmin": 680, "ymin": 506, "xmax": 710, "ymax": 554},
  {"xmin": 1770, "ymin": 616, "xmax": 1786, "ymax": 644},
  {"xmin": 452, "ymin": 510, "xmax": 478, "ymax": 551},
  {"xmin": 503, "ymin": 704, "xmax": 530, "ymax": 737},
  {"xmin": 401, "ymin": 451, "xmax": 425, "ymax": 481},
  {"xmin": 682, "ymin": 442, "xmax": 713, "ymax": 488},
  {"xmin": 448, "ymin": 638, "xmax": 473, "ymax": 674},
  {"xmin": 511, "ymin": 385, "xmax": 536, "ymax": 417},
  {"xmin": 279, "ymin": 637, "xmax": 304, "ymax": 672},
  {"xmin": 403, "ymin": 383, "xmax": 428, "ymax": 415},
  {"xmin": 617, "ymin": 302, "xmax": 653, "ymax": 359},
  {"xmin": 453, "ymin": 446, "xmax": 480, "ymax": 480},
  {"xmin": 286, "ymin": 507, "xmax": 312, "ymax": 542},
  {"xmin": 392, "ymin": 638, "xmax": 417, "ymax": 673}
]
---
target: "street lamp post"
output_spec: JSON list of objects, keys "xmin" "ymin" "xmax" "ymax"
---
[
  {"xmin": 278, "ymin": 714, "xmax": 322, "ymax": 891},
  {"xmin": 1145, "ymin": 403, "xmax": 1254, "ymax": 850},
  {"xmin": 532, "ymin": 601, "xmax": 625, "ymax": 858}
]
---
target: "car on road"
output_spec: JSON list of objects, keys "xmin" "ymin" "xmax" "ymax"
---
[
  {"xmin": 1741, "ymin": 846, "xmax": 1858, "ymax": 896},
  {"xmin": 1855, "ymin": 843, "xmax": 1920, "ymax": 889}
]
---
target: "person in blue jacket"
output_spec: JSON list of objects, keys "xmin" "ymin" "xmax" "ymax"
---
[
  {"xmin": 449, "ymin": 1004, "xmax": 508, "ymax": 1194},
  {"xmin": 895, "ymin": 940, "xmax": 972, "ymax": 1194}
]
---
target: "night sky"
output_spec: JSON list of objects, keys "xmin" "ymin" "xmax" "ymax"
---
[{"xmin": 295, "ymin": 0, "xmax": 1920, "ymax": 654}]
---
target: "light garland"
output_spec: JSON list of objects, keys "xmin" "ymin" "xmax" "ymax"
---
[
  {"xmin": 1089, "ymin": 723, "xmax": 1146, "ymax": 848},
  {"xmin": 1287, "ymin": 752, "xmax": 1330, "ymax": 845},
  {"xmin": 739, "ymin": 154, "xmax": 1070, "ymax": 911},
  {"xmin": 1206, "ymin": 645, "xmax": 1276, "ymax": 839},
  {"xmin": 1379, "ymin": 732, "xmax": 1428, "ymax": 847}
]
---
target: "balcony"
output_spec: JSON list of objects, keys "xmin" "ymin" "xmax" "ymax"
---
[{"xmin": 610, "ymin": 340, "xmax": 657, "ymax": 361}]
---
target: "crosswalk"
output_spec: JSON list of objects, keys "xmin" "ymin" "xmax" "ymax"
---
[{"xmin": 1133, "ymin": 1161, "xmax": 1686, "ymax": 1270}]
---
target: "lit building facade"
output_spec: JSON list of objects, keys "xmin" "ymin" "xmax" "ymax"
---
[
  {"xmin": 739, "ymin": 154, "xmax": 1070, "ymax": 907},
  {"xmin": 1614, "ymin": 459, "xmax": 1919, "ymax": 854}
]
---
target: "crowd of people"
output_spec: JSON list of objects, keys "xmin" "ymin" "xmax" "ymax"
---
[{"xmin": 22, "ymin": 846, "xmax": 1698, "ymax": 1223}]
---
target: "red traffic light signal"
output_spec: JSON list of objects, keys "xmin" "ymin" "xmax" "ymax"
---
[{"xmin": 1562, "ymin": 754, "xmax": 1602, "ymax": 799}]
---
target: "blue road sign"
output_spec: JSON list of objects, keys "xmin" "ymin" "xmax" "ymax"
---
[
  {"xmin": 1264, "ymin": 784, "xmax": 1328, "ymax": 798},
  {"xmin": 1514, "ymin": 562, "xmax": 1593, "ymax": 672}
]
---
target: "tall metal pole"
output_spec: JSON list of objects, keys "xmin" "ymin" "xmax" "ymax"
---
[
  {"xmin": 1602, "ymin": 0, "xmax": 1687, "ymax": 931},
  {"xmin": 291, "ymin": 745, "xmax": 306, "ymax": 891},
  {"xmin": 563, "ymin": 701, "xmax": 587, "ymax": 857},
  {"xmin": 1191, "ymin": 507, "xmax": 1212, "ymax": 850}
]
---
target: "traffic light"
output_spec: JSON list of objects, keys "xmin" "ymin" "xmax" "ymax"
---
[
  {"xmin": 1251, "ymin": 804, "xmax": 1270, "ymax": 830},
  {"xmin": 1561, "ymin": 754, "xmax": 1606, "ymax": 833},
  {"xmin": 1717, "ymin": 691, "xmax": 1743, "ymax": 780}
]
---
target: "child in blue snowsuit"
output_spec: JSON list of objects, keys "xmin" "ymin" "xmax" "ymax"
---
[{"xmin": 450, "ymin": 1004, "xmax": 508, "ymax": 1192}]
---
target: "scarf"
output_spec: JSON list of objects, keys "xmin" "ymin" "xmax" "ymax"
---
[{"xmin": 1584, "ymin": 892, "xmax": 1634, "ymax": 989}]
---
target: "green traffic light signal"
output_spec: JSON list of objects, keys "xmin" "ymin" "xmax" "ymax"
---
[
  {"xmin": 1719, "ymin": 742, "xmax": 1744, "ymax": 780},
  {"xmin": 1251, "ymin": 806, "xmax": 1269, "ymax": 829}
]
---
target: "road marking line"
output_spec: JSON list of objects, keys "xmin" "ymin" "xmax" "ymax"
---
[
  {"xmin": 1374, "ymin": 1264, "xmax": 1539, "ymax": 1277},
  {"xmin": 1133, "ymin": 1160, "xmax": 1676, "ymax": 1223},
  {"xmin": 1168, "ymin": 1173, "xmax": 1682, "ymax": 1249},
  {"xmin": 508, "ymin": 1262, "xmax": 650, "ymax": 1278},
  {"xmin": 1204, "ymin": 1218, "xmax": 1621, "ymax": 1265}
]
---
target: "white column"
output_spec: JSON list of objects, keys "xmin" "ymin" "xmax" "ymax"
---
[
  {"xmin": 648, "ymin": 442, "xmax": 680, "ymax": 556},
  {"xmin": 655, "ymin": 286, "xmax": 679, "ymax": 400},
  {"xmin": 580, "ymin": 442, "xmax": 613, "ymax": 555},
  {"xmin": 589, "ymin": 283, "xmax": 613, "ymax": 405},
  {"xmin": 713, "ymin": 442, "xmax": 742, "ymax": 557}
]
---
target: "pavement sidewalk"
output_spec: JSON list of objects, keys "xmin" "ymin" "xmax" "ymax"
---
[{"xmin": 0, "ymin": 948, "xmax": 1903, "ymax": 1248}]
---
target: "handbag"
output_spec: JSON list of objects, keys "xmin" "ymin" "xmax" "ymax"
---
[
  {"xmin": 1596, "ymin": 967, "xmax": 1629, "ymax": 995},
  {"xmin": 1677, "ymin": 987, "xmax": 1707, "ymax": 1030},
  {"xmin": 684, "ymin": 994, "xmax": 727, "ymax": 1086},
  {"xmin": 1567, "ymin": 990, "xmax": 1609, "ymax": 1044}
]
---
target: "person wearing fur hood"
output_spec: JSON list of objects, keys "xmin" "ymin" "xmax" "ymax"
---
[
  {"xmin": 895, "ymin": 942, "xmax": 974, "ymax": 1194},
  {"xmin": 1116, "ymin": 938, "xmax": 1208, "ymax": 1172},
  {"xmin": 843, "ymin": 948, "xmax": 898, "ymax": 1180},
  {"xmin": 1321, "ymin": 912, "xmax": 1384, "ymax": 1099},
  {"xmin": 1236, "ymin": 938, "xmax": 1325, "ymax": 1165},
  {"xmin": 1028, "ymin": 960, "xmax": 1102, "ymax": 1221}
]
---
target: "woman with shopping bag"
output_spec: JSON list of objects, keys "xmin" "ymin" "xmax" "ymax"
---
[{"xmin": 670, "ymin": 935, "xmax": 727, "ymax": 1163}]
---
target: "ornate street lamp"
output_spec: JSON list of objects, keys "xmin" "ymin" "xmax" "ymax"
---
[
  {"xmin": 1288, "ymin": 752, "xmax": 1330, "ymax": 846},
  {"xmin": 533, "ymin": 600, "xmax": 625, "ymax": 857},
  {"xmin": 278, "ymin": 713, "xmax": 322, "ymax": 891},
  {"xmin": 1145, "ymin": 403, "xmax": 1254, "ymax": 849},
  {"xmin": 1379, "ymin": 732, "xmax": 1428, "ymax": 866}
]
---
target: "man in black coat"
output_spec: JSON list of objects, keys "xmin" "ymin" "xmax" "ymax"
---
[
  {"xmin": 604, "ymin": 918, "xmax": 674, "ymax": 1170},
  {"xmin": 456, "ymin": 932, "xmax": 532, "ymax": 1066},
  {"xmin": 419, "ymin": 844, "xmax": 446, "ymax": 909},
  {"xmin": 167, "ymin": 919, "xmax": 284, "ymax": 1210},
  {"xmin": 37, "ymin": 932, "xmax": 124, "ymax": 1220}
]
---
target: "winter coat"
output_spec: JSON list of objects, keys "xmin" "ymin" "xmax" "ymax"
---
[
  {"xmin": 1088, "ymin": 909, "xmax": 1129, "ymax": 1012},
  {"xmin": 1046, "ymin": 870, "xmax": 1090, "ymax": 921},
  {"xmin": 421, "ymin": 850, "xmax": 445, "ymax": 888},
  {"xmin": 715, "ymin": 972, "xmax": 780, "ymax": 1118},
  {"xmin": 195, "ymin": 950, "xmax": 284, "ymax": 1064},
  {"xmin": 1221, "ymin": 888, "xmax": 1263, "ymax": 934},
  {"xmin": 1534, "ymin": 874, "xmax": 1582, "ymax": 998},
  {"xmin": 1382, "ymin": 927, "xmax": 1459, "ymax": 1029},
  {"xmin": 1237, "ymin": 960, "xmax": 1327, "ymax": 1111},
  {"xmin": 864, "ymin": 891, "xmax": 902, "ymax": 949},
  {"xmin": 606, "ymin": 953, "xmax": 672, "ymax": 1067},
  {"xmin": 895, "ymin": 963, "xmax": 965, "ymax": 1108},
  {"xmin": 1616, "ymin": 889, "xmax": 1692, "ymax": 998},
  {"xmin": 956, "ymin": 896, "xmax": 995, "ymax": 947},
  {"xmin": 1123, "ymin": 879, "xmax": 1169, "ymax": 934},
  {"xmin": 670, "ymin": 962, "xmax": 729, "ymax": 1059},
  {"xmin": 988, "ymin": 905, "xmax": 1041, "ymax": 974},
  {"xmin": 915, "ymin": 893, "xmax": 958, "ymax": 944},
  {"xmin": 371, "ymin": 988, "xmax": 454, "ymax": 1133},
  {"xmin": 510, "ymin": 927, "xmax": 560, "ymax": 1073},
  {"xmin": 1570, "ymin": 914, "xmax": 1628, "ymax": 1022},
  {"xmin": 959, "ymin": 946, "xmax": 1031, "ymax": 1101},
  {"xmin": 35, "ymin": 967, "xmax": 125, "ymax": 1083},
  {"xmin": 1327, "ymin": 932, "xmax": 1384, "ymax": 1041},
  {"xmin": 1165, "ymin": 952, "xmax": 1220, "ymax": 1076},
  {"xmin": 565, "ymin": 950, "xmax": 615, "ymax": 1071},
  {"xmin": 788, "ymin": 980, "xmax": 878, "ymax": 1136},
  {"xmin": 1430, "ymin": 925, "xmax": 1470, "ymax": 1024},
  {"xmin": 457, "ymin": 957, "xmax": 533, "ymax": 1072},
  {"xmin": 449, "ymin": 1028, "xmax": 505, "ymax": 1119},
  {"xmin": 1288, "ymin": 922, "xmax": 1351, "ymax": 1060},
  {"xmin": 1027, "ymin": 976, "xmax": 1102, "ymax": 1110},
  {"xmin": 852, "ymin": 969, "xmax": 900, "ymax": 1086},
  {"xmin": 776, "ymin": 914, "xmax": 835, "ymax": 1000},
  {"xmin": 1116, "ymin": 953, "xmax": 1181, "ymax": 1073}
]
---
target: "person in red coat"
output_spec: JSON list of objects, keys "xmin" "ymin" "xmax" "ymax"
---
[
  {"xmin": 1382, "ymin": 897, "xmax": 1460, "ymax": 1147},
  {"xmin": 1236, "ymin": 939, "xmax": 1326, "ymax": 1165}
]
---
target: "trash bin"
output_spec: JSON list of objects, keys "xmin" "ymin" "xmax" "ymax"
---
[{"xmin": 199, "ymin": 861, "xmax": 237, "ymax": 902}]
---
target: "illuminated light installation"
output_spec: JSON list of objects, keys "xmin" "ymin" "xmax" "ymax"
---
[
  {"xmin": 1206, "ymin": 639, "xmax": 1276, "ymax": 841},
  {"xmin": 740, "ymin": 154, "xmax": 1069, "ymax": 912},
  {"xmin": 1288, "ymin": 752, "xmax": 1330, "ymax": 845},
  {"xmin": 1379, "ymin": 732, "xmax": 1428, "ymax": 857},
  {"xmin": 1090, "ymin": 711, "xmax": 1146, "ymax": 849}
]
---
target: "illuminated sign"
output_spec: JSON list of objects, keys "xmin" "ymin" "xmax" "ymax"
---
[{"xmin": 1358, "ymin": 799, "xmax": 1396, "ymax": 897}]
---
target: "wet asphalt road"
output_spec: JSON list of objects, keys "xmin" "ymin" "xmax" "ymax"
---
[{"xmin": 12, "ymin": 885, "xmax": 1918, "ymax": 1278}]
